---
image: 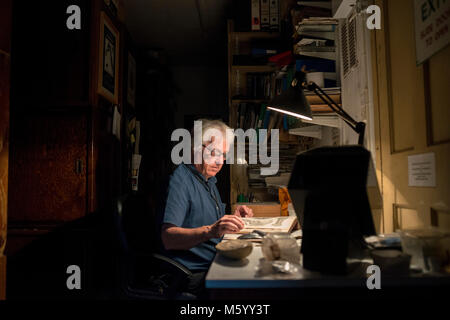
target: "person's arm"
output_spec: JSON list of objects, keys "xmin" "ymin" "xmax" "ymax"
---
[
  {"xmin": 161, "ymin": 215, "xmax": 245, "ymax": 250},
  {"xmin": 161, "ymin": 224, "xmax": 210, "ymax": 250}
]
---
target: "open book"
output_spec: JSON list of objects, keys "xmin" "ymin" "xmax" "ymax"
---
[
  {"xmin": 222, "ymin": 216, "xmax": 298, "ymax": 241},
  {"xmin": 239, "ymin": 216, "xmax": 298, "ymax": 234}
]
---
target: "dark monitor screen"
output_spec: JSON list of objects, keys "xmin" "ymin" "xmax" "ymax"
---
[{"xmin": 288, "ymin": 146, "xmax": 376, "ymax": 273}]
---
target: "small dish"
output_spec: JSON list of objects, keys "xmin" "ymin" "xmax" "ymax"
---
[{"xmin": 216, "ymin": 240, "xmax": 253, "ymax": 260}]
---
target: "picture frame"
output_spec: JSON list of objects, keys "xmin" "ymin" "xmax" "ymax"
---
[
  {"xmin": 98, "ymin": 11, "xmax": 120, "ymax": 104},
  {"xmin": 127, "ymin": 52, "xmax": 136, "ymax": 108},
  {"xmin": 103, "ymin": 0, "xmax": 118, "ymax": 18}
]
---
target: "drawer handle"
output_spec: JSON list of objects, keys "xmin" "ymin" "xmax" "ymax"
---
[{"xmin": 75, "ymin": 159, "xmax": 84, "ymax": 175}]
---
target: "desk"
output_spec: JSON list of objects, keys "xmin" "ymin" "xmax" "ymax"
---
[{"xmin": 206, "ymin": 244, "xmax": 450, "ymax": 300}]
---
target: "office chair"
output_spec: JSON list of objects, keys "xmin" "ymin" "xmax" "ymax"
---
[{"xmin": 113, "ymin": 193, "xmax": 196, "ymax": 300}]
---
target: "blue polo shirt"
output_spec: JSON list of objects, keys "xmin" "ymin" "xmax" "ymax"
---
[{"xmin": 162, "ymin": 164, "xmax": 226, "ymax": 271}]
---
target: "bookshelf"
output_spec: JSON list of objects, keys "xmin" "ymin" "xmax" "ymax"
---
[
  {"xmin": 227, "ymin": 2, "xmax": 349, "ymax": 206},
  {"xmin": 290, "ymin": 9, "xmax": 343, "ymax": 144},
  {"xmin": 227, "ymin": 19, "xmax": 305, "ymax": 206},
  {"xmin": 231, "ymin": 65, "xmax": 277, "ymax": 72},
  {"xmin": 228, "ymin": 20, "xmax": 274, "ymax": 205},
  {"xmin": 231, "ymin": 99, "xmax": 269, "ymax": 103}
]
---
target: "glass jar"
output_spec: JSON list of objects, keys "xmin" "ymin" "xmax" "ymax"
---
[{"xmin": 261, "ymin": 232, "xmax": 301, "ymax": 264}]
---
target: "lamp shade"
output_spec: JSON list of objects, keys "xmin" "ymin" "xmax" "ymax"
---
[{"xmin": 267, "ymin": 84, "xmax": 313, "ymax": 120}]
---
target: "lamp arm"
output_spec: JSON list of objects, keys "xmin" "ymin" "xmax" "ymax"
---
[
  {"xmin": 306, "ymin": 82, "xmax": 356, "ymax": 127},
  {"xmin": 305, "ymin": 81, "xmax": 366, "ymax": 145}
]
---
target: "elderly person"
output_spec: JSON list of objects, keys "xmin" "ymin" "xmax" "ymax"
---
[{"xmin": 161, "ymin": 119, "xmax": 253, "ymax": 296}]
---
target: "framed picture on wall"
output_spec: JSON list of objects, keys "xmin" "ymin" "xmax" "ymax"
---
[
  {"xmin": 98, "ymin": 11, "xmax": 120, "ymax": 104},
  {"xmin": 127, "ymin": 52, "xmax": 136, "ymax": 108},
  {"xmin": 103, "ymin": 0, "xmax": 118, "ymax": 17}
]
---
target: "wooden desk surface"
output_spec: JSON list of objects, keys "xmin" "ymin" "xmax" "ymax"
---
[
  {"xmin": 206, "ymin": 244, "xmax": 450, "ymax": 290},
  {"xmin": 206, "ymin": 244, "xmax": 370, "ymax": 289}
]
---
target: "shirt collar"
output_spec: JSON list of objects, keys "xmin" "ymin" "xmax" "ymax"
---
[{"xmin": 185, "ymin": 164, "xmax": 217, "ymax": 184}]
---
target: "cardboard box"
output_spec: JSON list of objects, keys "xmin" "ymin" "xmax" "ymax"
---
[{"xmin": 232, "ymin": 202, "xmax": 281, "ymax": 217}]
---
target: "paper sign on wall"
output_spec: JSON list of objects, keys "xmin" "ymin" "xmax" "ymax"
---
[
  {"xmin": 408, "ymin": 152, "xmax": 436, "ymax": 187},
  {"xmin": 413, "ymin": 0, "xmax": 450, "ymax": 65},
  {"xmin": 112, "ymin": 105, "xmax": 121, "ymax": 140}
]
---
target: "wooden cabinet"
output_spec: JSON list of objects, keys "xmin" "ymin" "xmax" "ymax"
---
[
  {"xmin": 8, "ymin": 113, "xmax": 88, "ymax": 224},
  {"xmin": 12, "ymin": 0, "xmax": 92, "ymax": 108},
  {"xmin": 0, "ymin": 40, "xmax": 10, "ymax": 259},
  {"xmin": 7, "ymin": 0, "xmax": 126, "ymax": 255},
  {"xmin": 0, "ymin": 0, "xmax": 12, "ymax": 301}
]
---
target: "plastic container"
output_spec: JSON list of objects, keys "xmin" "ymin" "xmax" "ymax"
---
[
  {"xmin": 261, "ymin": 233, "xmax": 301, "ymax": 264},
  {"xmin": 400, "ymin": 227, "xmax": 450, "ymax": 273},
  {"xmin": 371, "ymin": 249, "xmax": 411, "ymax": 276}
]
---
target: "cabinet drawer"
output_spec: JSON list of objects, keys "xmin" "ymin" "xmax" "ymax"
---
[{"xmin": 9, "ymin": 113, "xmax": 88, "ymax": 223}]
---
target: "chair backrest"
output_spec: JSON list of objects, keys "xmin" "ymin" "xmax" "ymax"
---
[
  {"xmin": 113, "ymin": 194, "xmax": 164, "ymax": 298},
  {"xmin": 114, "ymin": 194, "xmax": 130, "ymax": 254},
  {"xmin": 112, "ymin": 194, "xmax": 135, "ymax": 296},
  {"xmin": 112, "ymin": 194, "xmax": 195, "ymax": 300},
  {"xmin": 115, "ymin": 192, "xmax": 155, "ymax": 252}
]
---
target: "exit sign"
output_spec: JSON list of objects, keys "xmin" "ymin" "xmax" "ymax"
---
[{"xmin": 413, "ymin": 0, "xmax": 450, "ymax": 64}]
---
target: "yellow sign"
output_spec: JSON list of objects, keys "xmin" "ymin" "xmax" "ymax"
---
[{"xmin": 413, "ymin": 0, "xmax": 450, "ymax": 64}]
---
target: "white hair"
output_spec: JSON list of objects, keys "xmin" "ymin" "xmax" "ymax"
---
[{"xmin": 192, "ymin": 119, "xmax": 234, "ymax": 148}]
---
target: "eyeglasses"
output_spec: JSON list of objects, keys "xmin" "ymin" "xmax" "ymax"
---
[{"xmin": 202, "ymin": 144, "xmax": 227, "ymax": 159}]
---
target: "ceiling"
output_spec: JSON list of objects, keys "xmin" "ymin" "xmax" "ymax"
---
[{"xmin": 124, "ymin": 0, "xmax": 230, "ymax": 63}]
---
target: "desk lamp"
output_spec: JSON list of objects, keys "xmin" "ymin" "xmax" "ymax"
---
[{"xmin": 268, "ymin": 71, "xmax": 366, "ymax": 145}]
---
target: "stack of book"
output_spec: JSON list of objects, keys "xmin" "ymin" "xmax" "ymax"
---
[
  {"xmin": 303, "ymin": 86, "xmax": 341, "ymax": 113},
  {"xmin": 248, "ymin": 166, "xmax": 266, "ymax": 188},
  {"xmin": 236, "ymin": 103, "xmax": 261, "ymax": 130},
  {"xmin": 264, "ymin": 172, "xmax": 291, "ymax": 188},
  {"xmin": 246, "ymin": 72, "xmax": 274, "ymax": 99},
  {"xmin": 294, "ymin": 17, "xmax": 338, "ymax": 58},
  {"xmin": 294, "ymin": 17, "xmax": 339, "ymax": 88},
  {"xmin": 236, "ymin": 103, "xmax": 304, "ymax": 133},
  {"xmin": 271, "ymin": 64, "xmax": 341, "ymax": 114},
  {"xmin": 277, "ymin": 143, "xmax": 299, "ymax": 173},
  {"xmin": 290, "ymin": 16, "xmax": 341, "ymax": 113},
  {"xmin": 232, "ymin": 38, "xmax": 281, "ymax": 66},
  {"xmin": 247, "ymin": 143, "xmax": 300, "ymax": 189}
]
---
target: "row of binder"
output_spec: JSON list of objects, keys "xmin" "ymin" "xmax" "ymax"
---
[{"xmin": 251, "ymin": 0, "xmax": 279, "ymax": 31}]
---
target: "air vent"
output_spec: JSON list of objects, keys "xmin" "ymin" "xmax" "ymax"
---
[
  {"xmin": 340, "ymin": 22, "xmax": 349, "ymax": 75},
  {"xmin": 348, "ymin": 17, "xmax": 358, "ymax": 69},
  {"xmin": 340, "ymin": 17, "xmax": 358, "ymax": 78}
]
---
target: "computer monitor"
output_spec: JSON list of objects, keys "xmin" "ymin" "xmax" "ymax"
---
[{"xmin": 288, "ymin": 145, "xmax": 376, "ymax": 274}]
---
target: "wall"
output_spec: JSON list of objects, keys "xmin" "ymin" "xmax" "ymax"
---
[
  {"xmin": 172, "ymin": 64, "xmax": 228, "ymax": 129},
  {"xmin": 0, "ymin": 0, "xmax": 11, "ymax": 301},
  {"xmin": 373, "ymin": 0, "xmax": 450, "ymax": 232}
]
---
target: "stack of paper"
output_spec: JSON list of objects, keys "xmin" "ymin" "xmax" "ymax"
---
[{"xmin": 294, "ymin": 18, "xmax": 338, "ymax": 60}]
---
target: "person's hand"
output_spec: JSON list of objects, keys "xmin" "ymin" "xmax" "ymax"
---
[
  {"xmin": 233, "ymin": 205, "xmax": 254, "ymax": 218},
  {"xmin": 208, "ymin": 215, "xmax": 245, "ymax": 238}
]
